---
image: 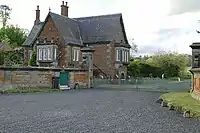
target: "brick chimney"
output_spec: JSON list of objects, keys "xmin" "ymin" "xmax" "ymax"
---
[
  {"xmin": 61, "ymin": 1, "xmax": 69, "ymax": 17},
  {"xmin": 34, "ymin": 5, "xmax": 40, "ymax": 25}
]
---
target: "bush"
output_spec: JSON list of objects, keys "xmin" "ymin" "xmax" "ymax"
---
[{"xmin": 29, "ymin": 49, "xmax": 36, "ymax": 66}]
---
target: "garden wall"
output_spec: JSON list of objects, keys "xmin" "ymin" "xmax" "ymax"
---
[{"xmin": 0, "ymin": 66, "xmax": 88, "ymax": 89}]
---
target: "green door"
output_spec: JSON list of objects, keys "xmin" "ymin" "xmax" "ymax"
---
[{"xmin": 60, "ymin": 71, "xmax": 69, "ymax": 85}]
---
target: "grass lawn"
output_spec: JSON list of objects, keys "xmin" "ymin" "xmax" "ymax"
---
[
  {"xmin": 160, "ymin": 92, "xmax": 200, "ymax": 117},
  {"xmin": 0, "ymin": 88, "xmax": 63, "ymax": 94}
]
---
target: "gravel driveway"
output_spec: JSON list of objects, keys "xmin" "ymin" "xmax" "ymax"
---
[{"xmin": 0, "ymin": 89, "xmax": 200, "ymax": 133}]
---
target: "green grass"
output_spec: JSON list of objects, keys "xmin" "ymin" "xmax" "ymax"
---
[
  {"xmin": 160, "ymin": 92, "xmax": 200, "ymax": 117},
  {"xmin": 0, "ymin": 88, "xmax": 63, "ymax": 94}
]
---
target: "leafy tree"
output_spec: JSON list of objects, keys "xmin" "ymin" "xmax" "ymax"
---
[
  {"xmin": 0, "ymin": 25, "xmax": 28, "ymax": 47},
  {"xmin": 146, "ymin": 53, "xmax": 187, "ymax": 78},
  {"xmin": 29, "ymin": 50, "xmax": 36, "ymax": 66},
  {"xmin": 0, "ymin": 5, "xmax": 12, "ymax": 28},
  {"xmin": 127, "ymin": 61, "xmax": 140, "ymax": 77},
  {"xmin": 128, "ymin": 52, "xmax": 189, "ymax": 78}
]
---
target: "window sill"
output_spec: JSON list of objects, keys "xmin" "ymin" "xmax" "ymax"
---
[{"xmin": 37, "ymin": 60, "xmax": 54, "ymax": 63}]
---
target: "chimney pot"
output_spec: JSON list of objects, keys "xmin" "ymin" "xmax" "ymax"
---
[
  {"xmin": 62, "ymin": 1, "xmax": 64, "ymax": 5},
  {"xmin": 37, "ymin": 5, "xmax": 39, "ymax": 10},
  {"xmin": 66, "ymin": 2, "xmax": 68, "ymax": 6}
]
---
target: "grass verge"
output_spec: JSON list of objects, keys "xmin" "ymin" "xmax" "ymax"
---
[
  {"xmin": 0, "ymin": 88, "xmax": 63, "ymax": 94},
  {"xmin": 160, "ymin": 92, "xmax": 200, "ymax": 117}
]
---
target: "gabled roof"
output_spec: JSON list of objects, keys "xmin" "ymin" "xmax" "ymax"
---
[
  {"xmin": 74, "ymin": 13, "xmax": 129, "ymax": 45},
  {"xmin": 23, "ymin": 22, "xmax": 43, "ymax": 46},
  {"xmin": 50, "ymin": 13, "xmax": 83, "ymax": 45},
  {"xmin": 23, "ymin": 12, "xmax": 130, "ymax": 47}
]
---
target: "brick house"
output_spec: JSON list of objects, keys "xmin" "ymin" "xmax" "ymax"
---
[{"xmin": 23, "ymin": 1, "xmax": 131, "ymax": 80}]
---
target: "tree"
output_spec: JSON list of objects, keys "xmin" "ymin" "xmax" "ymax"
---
[
  {"xmin": 29, "ymin": 49, "xmax": 36, "ymax": 66},
  {"xmin": 129, "ymin": 38, "xmax": 138, "ymax": 56},
  {"xmin": 127, "ymin": 52, "xmax": 189, "ymax": 78},
  {"xmin": 0, "ymin": 5, "xmax": 12, "ymax": 28},
  {"xmin": 146, "ymin": 53, "xmax": 187, "ymax": 78},
  {"xmin": 0, "ymin": 25, "xmax": 28, "ymax": 47}
]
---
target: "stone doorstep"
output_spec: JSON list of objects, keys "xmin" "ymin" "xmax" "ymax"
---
[
  {"xmin": 158, "ymin": 100, "xmax": 191, "ymax": 118},
  {"xmin": 59, "ymin": 85, "xmax": 71, "ymax": 90}
]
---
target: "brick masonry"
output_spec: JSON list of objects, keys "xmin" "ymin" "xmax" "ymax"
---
[
  {"xmin": 190, "ymin": 70, "xmax": 200, "ymax": 100},
  {"xmin": 0, "ymin": 67, "xmax": 88, "ymax": 89},
  {"xmin": 25, "ymin": 12, "xmax": 129, "ymax": 79},
  {"xmin": 92, "ymin": 43, "xmax": 128, "ymax": 79}
]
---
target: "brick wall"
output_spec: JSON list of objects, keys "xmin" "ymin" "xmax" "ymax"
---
[
  {"xmin": 92, "ymin": 43, "xmax": 128, "ymax": 79},
  {"xmin": 37, "ymin": 15, "xmax": 65, "ymax": 67},
  {"xmin": 93, "ymin": 43, "xmax": 116, "ymax": 78},
  {"xmin": 0, "ymin": 67, "xmax": 88, "ymax": 89},
  {"xmin": 193, "ymin": 72, "xmax": 200, "ymax": 93}
]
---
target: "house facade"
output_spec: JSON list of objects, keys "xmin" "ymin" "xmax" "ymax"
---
[{"xmin": 23, "ymin": 1, "xmax": 131, "ymax": 80}]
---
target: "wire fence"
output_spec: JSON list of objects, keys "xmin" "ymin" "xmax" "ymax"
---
[{"xmin": 93, "ymin": 78, "xmax": 191, "ymax": 92}]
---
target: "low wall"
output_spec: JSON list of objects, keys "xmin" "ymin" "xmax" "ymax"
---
[{"xmin": 0, "ymin": 66, "xmax": 88, "ymax": 89}]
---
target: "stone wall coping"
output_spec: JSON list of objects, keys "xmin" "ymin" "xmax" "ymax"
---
[
  {"xmin": 190, "ymin": 90, "xmax": 200, "ymax": 101},
  {"xmin": 0, "ymin": 66, "xmax": 87, "ymax": 71},
  {"xmin": 190, "ymin": 68, "xmax": 200, "ymax": 73}
]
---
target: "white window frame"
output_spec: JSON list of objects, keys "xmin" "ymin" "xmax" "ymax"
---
[
  {"xmin": 73, "ymin": 49, "xmax": 76, "ymax": 61},
  {"xmin": 116, "ymin": 49, "xmax": 120, "ymax": 61},
  {"xmin": 38, "ymin": 48, "xmax": 43, "ymax": 60},
  {"xmin": 47, "ymin": 48, "xmax": 52, "ymax": 60},
  {"xmin": 125, "ymin": 50, "xmax": 127, "ymax": 62},
  {"xmin": 73, "ymin": 48, "xmax": 80, "ymax": 61},
  {"xmin": 43, "ymin": 48, "xmax": 48, "ymax": 60},
  {"xmin": 54, "ymin": 48, "xmax": 57, "ymax": 60},
  {"xmin": 76, "ymin": 49, "xmax": 79, "ymax": 61},
  {"xmin": 122, "ymin": 49, "xmax": 125, "ymax": 62},
  {"xmin": 127, "ymin": 51, "xmax": 129, "ymax": 62}
]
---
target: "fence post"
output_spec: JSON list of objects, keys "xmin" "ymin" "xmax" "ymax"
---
[{"xmin": 136, "ymin": 78, "xmax": 138, "ymax": 91}]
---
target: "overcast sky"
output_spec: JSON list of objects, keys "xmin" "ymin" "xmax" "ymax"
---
[{"xmin": 2, "ymin": 0, "xmax": 200, "ymax": 55}]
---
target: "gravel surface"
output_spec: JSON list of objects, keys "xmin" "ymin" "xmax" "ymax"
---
[{"xmin": 0, "ymin": 89, "xmax": 200, "ymax": 133}]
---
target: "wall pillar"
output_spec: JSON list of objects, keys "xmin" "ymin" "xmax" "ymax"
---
[{"xmin": 81, "ymin": 46, "xmax": 95, "ymax": 88}]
